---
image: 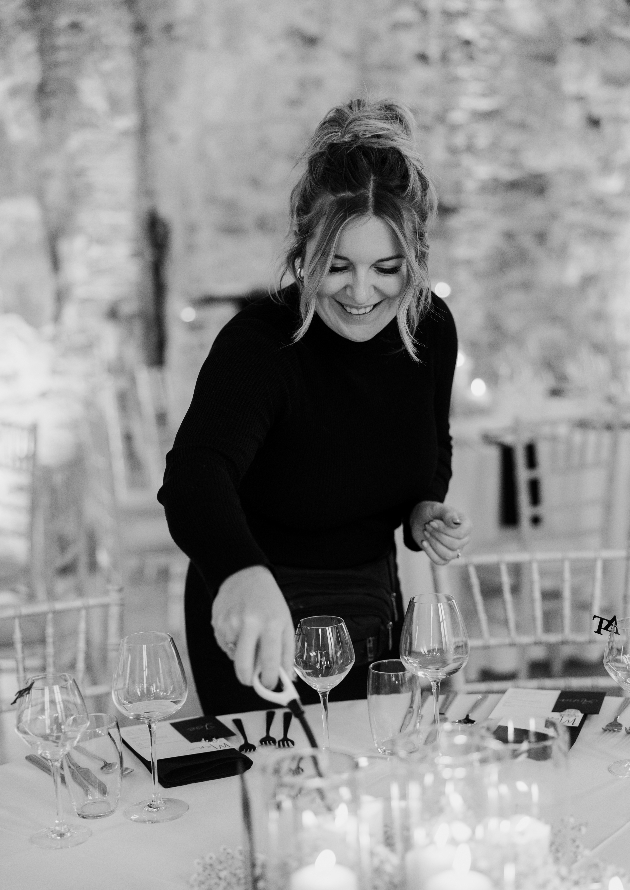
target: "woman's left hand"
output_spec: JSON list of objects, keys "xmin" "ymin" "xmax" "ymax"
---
[{"xmin": 410, "ymin": 500, "xmax": 472, "ymax": 565}]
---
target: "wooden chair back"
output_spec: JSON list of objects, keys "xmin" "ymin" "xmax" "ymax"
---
[
  {"xmin": 432, "ymin": 547, "xmax": 630, "ymax": 692},
  {"xmin": 0, "ymin": 585, "xmax": 123, "ymax": 714}
]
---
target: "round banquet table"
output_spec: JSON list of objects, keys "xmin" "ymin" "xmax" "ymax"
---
[{"xmin": 2, "ymin": 695, "xmax": 630, "ymax": 889}]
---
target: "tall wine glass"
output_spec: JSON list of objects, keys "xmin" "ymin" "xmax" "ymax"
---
[
  {"xmin": 15, "ymin": 672, "xmax": 90, "ymax": 848},
  {"xmin": 294, "ymin": 616, "xmax": 355, "ymax": 748},
  {"xmin": 112, "ymin": 631, "xmax": 188, "ymax": 822},
  {"xmin": 604, "ymin": 616, "xmax": 630, "ymax": 777},
  {"xmin": 400, "ymin": 594, "xmax": 469, "ymax": 743}
]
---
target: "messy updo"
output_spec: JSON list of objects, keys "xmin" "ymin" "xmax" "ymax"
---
[{"xmin": 277, "ymin": 98, "xmax": 437, "ymax": 359}]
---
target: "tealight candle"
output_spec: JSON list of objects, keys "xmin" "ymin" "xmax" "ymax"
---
[
  {"xmin": 424, "ymin": 844, "xmax": 494, "ymax": 890},
  {"xmin": 290, "ymin": 850, "xmax": 358, "ymax": 890},
  {"xmin": 486, "ymin": 814, "xmax": 550, "ymax": 857},
  {"xmin": 405, "ymin": 825, "xmax": 457, "ymax": 890}
]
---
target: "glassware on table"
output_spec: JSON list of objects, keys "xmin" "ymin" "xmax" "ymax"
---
[
  {"xmin": 294, "ymin": 616, "xmax": 355, "ymax": 748},
  {"xmin": 367, "ymin": 658, "xmax": 421, "ymax": 754},
  {"xmin": 475, "ymin": 716, "xmax": 571, "ymax": 887},
  {"xmin": 399, "ymin": 594, "xmax": 469, "ymax": 744},
  {"xmin": 63, "ymin": 713, "xmax": 123, "ymax": 818},
  {"xmin": 112, "ymin": 631, "xmax": 188, "ymax": 822},
  {"xmin": 264, "ymin": 748, "xmax": 360, "ymax": 890},
  {"xmin": 603, "ymin": 615, "xmax": 630, "ymax": 777},
  {"xmin": 15, "ymin": 671, "xmax": 90, "ymax": 848}
]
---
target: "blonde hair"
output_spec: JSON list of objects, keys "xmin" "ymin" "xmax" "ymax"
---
[{"xmin": 276, "ymin": 98, "xmax": 437, "ymax": 359}]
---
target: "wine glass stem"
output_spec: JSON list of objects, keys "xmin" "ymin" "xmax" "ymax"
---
[
  {"xmin": 431, "ymin": 680, "xmax": 441, "ymax": 738},
  {"xmin": 51, "ymin": 758, "xmax": 69, "ymax": 837},
  {"xmin": 319, "ymin": 691, "xmax": 330, "ymax": 748},
  {"xmin": 147, "ymin": 720, "xmax": 164, "ymax": 809}
]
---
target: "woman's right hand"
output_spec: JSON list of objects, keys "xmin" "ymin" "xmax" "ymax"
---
[{"xmin": 211, "ymin": 565, "xmax": 295, "ymax": 693}]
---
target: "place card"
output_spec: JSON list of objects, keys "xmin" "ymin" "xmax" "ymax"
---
[{"xmin": 488, "ymin": 687, "xmax": 604, "ymax": 747}]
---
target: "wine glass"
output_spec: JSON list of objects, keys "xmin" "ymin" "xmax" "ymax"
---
[
  {"xmin": 399, "ymin": 594, "xmax": 469, "ymax": 743},
  {"xmin": 112, "ymin": 631, "xmax": 188, "ymax": 822},
  {"xmin": 603, "ymin": 616, "xmax": 630, "ymax": 777},
  {"xmin": 294, "ymin": 616, "xmax": 355, "ymax": 748},
  {"xmin": 15, "ymin": 672, "xmax": 91, "ymax": 848}
]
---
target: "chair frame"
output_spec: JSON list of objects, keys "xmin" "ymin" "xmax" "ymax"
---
[
  {"xmin": 432, "ymin": 547, "xmax": 630, "ymax": 692},
  {"xmin": 0, "ymin": 585, "xmax": 123, "ymax": 713}
]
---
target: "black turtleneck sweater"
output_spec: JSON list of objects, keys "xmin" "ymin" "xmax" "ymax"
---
[{"xmin": 157, "ymin": 286, "xmax": 457, "ymax": 596}]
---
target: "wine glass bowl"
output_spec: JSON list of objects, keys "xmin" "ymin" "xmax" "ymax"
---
[
  {"xmin": 112, "ymin": 631, "xmax": 188, "ymax": 822},
  {"xmin": 400, "ymin": 594, "xmax": 469, "ymax": 743},
  {"xmin": 603, "ymin": 616, "xmax": 630, "ymax": 777},
  {"xmin": 15, "ymin": 672, "xmax": 91, "ymax": 848},
  {"xmin": 294, "ymin": 616, "xmax": 355, "ymax": 747}
]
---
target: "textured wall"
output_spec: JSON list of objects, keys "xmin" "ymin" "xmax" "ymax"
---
[{"xmin": 1, "ymin": 0, "xmax": 629, "ymax": 402}]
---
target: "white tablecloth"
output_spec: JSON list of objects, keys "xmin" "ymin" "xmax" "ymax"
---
[{"xmin": 2, "ymin": 696, "xmax": 630, "ymax": 889}]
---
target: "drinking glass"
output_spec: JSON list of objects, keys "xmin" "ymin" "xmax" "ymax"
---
[
  {"xmin": 367, "ymin": 658, "xmax": 421, "ymax": 754},
  {"xmin": 603, "ymin": 616, "xmax": 630, "ymax": 777},
  {"xmin": 399, "ymin": 595, "xmax": 469, "ymax": 743},
  {"xmin": 63, "ymin": 713, "xmax": 123, "ymax": 818},
  {"xmin": 112, "ymin": 631, "xmax": 188, "ymax": 822},
  {"xmin": 294, "ymin": 616, "xmax": 355, "ymax": 748},
  {"xmin": 15, "ymin": 672, "xmax": 90, "ymax": 848}
]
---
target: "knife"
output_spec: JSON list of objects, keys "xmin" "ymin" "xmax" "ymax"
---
[
  {"xmin": 26, "ymin": 754, "xmax": 69, "ymax": 786},
  {"xmin": 65, "ymin": 752, "xmax": 109, "ymax": 796}
]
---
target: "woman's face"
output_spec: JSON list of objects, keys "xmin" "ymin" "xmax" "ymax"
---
[{"xmin": 306, "ymin": 215, "xmax": 407, "ymax": 342}]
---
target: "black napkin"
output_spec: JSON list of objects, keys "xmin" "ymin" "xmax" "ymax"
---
[{"xmin": 122, "ymin": 715, "xmax": 252, "ymax": 787}]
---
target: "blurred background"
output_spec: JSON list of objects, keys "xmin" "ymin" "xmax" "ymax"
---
[{"xmin": 1, "ymin": 0, "xmax": 630, "ymax": 732}]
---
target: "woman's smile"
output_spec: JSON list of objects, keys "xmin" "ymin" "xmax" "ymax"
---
[{"xmin": 306, "ymin": 215, "xmax": 407, "ymax": 342}]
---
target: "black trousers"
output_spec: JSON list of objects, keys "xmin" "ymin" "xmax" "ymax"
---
[{"xmin": 184, "ymin": 551, "xmax": 405, "ymax": 716}]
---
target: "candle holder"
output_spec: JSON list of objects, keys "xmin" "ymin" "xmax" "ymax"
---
[
  {"xmin": 473, "ymin": 717, "xmax": 571, "ymax": 890},
  {"xmin": 263, "ymin": 748, "xmax": 361, "ymax": 890},
  {"xmin": 396, "ymin": 723, "xmax": 499, "ymax": 890}
]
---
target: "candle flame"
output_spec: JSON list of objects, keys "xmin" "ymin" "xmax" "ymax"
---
[
  {"xmin": 609, "ymin": 878, "xmax": 623, "ymax": 890},
  {"xmin": 315, "ymin": 850, "xmax": 336, "ymax": 870},
  {"xmin": 453, "ymin": 844, "xmax": 471, "ymax": 874}
]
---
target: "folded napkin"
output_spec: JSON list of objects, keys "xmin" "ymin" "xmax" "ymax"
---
[{"xmin": 121, "ymin": 716, "xmax": 252, "ymax": 787}]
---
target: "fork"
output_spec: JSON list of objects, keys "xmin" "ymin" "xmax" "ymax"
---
[
  {"xmin": 602, "ymin": 698, "xmax": 630, "ymax": 732},
  {"xmin": 454, "ymin": 693, "xmax": 489, "ymax": 725},
  {"xmin": 259, "ymin": 710, "xmax": 277, "ymax": 746},
  {"xmin": 233, "ymin": 718, "xmax": 257, "ymax": 753},
  {"xmin": 278, "ymin": 711, "xmax": 295, "ymax": 748}
]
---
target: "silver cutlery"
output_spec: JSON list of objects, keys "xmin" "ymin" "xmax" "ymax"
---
[
  {"xmin": 259, "ymin": 710, "xmax": 277, "ymax": 746},
  {"xmin": 75, "ymin": 739, "xmax": 121, "ymax": 774},
  {"xmin": 65, "ymin": 752, "xmax": 109, "ymax": 796},
  {"xmin": 278, "ymin": 711, "xmax": 295, "ymax": 748},
  {"xmin": 602, "ymin": 698, "xmax": 630, "ymax": 732},
  {"xmin": 26, "ymin": 753, "xmax": 133, "ymax": 782}
]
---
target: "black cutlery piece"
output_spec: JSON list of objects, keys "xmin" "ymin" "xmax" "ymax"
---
[
  {"xmin": 26, "ymin": 754, "xmax": 68, "ymax": 785},
  {"xmin": 278, "ymin": 711, "xmax": 295, "ymax": 748},
  {"xmin": 259, "ymin": 710, "xmax": 277, "ymax": 746},
  {"xmin": 233, "ymin": 718, "xmax": 256, "ymax": 753}
]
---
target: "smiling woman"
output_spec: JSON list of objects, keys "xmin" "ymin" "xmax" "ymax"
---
[
  {"xmin": 158, "ymin": 98, "xmax": 473, "ymax": 716},
  {"xmin": 308, "ymin": 215, "xmax": 405, "ymax": 341}
]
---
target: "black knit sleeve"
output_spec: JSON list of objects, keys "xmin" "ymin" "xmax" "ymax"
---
[
  {"xmin": 157, "ymin": 314, "xmax": 288, "ymax": 592},
  {"xmin": 403, "ymin": 296, "xmax": 458, "ymax": 551}
]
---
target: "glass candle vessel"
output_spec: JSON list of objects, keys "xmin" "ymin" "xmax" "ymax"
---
[
  {"xmin": 397, "ymin": 723, "xmax": 499, "ymax": 890},
  {"xmin": 263, "ymin": 748, "xmax": 361, "ymax": 890},
  {"xmin": 474, "ymin": 716, "xmax": 571, "ymax": 889}
]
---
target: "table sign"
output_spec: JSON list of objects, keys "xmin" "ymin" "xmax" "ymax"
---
[{"xmin": 120, "ymin": 719, "xmax": 252, "ymax": 787}]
